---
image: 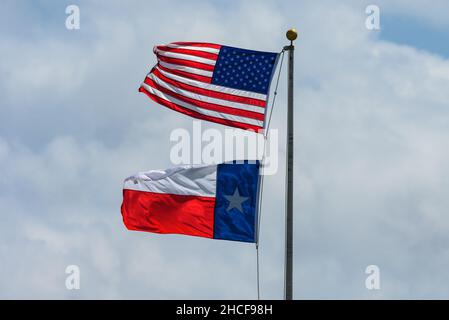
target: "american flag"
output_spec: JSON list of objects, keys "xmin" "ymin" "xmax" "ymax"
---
[{"xmin": 139, "ymin": 42, "xmax": 279, "ymax": 131}]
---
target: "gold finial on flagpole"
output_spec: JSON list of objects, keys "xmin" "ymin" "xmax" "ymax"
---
[{"xmin": 286, "ymin": 28, "xmax": 298, "ymax": 42}]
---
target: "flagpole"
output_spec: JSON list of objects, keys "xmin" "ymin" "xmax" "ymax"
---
[{"xmin": 284, "ymin": 28, "xmax": 297, "ymax": 300}]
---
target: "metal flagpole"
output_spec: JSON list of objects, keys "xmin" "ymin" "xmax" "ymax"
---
[{"xmin": 284, "ymin": 28, "xmax": 297, "ymax": 300}]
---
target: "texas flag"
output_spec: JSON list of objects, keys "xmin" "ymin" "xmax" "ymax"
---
[{"xmin": 121, "ymin": 161, "xmax": 260, "ymax": 243}]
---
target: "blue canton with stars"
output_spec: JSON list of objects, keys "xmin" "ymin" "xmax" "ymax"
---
[{"xmin": 211, "ymin": 46, "xmax": 278, "ymax": 95}]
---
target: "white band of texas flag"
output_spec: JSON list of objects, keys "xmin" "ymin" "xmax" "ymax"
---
[
  {"xmin": 139, "ymin": 42, "xmax": 279, "ymax": 132},
  {"xmin": 121, "ymin": 161, "xmax": 260, "ymax": 243}
]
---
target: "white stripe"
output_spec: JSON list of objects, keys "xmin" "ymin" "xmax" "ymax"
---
[
  {"xmin": 159, "ymin": 61, "xmax": 213, "ymax": 78},
  {"xmin": 166, "ymin": 43, "xmax": 220, "ymax": 54},
  {"xmin": 156, "ymin": 66, "xmax": 267, "ymax": 101},
  {"xmin": 148, "ymin": 73, "xmax": 265, "ymax": 114},
  {"xmin": 141, "ymin": 83, "xmax": 264, "ymax": 127},
  {"xmin": 155, "ymin": 49, "xmax": 216, "ymax": 66},
  {"xmin": 124, "ymin": 164, "xmax": 217, "ymax": 197}
]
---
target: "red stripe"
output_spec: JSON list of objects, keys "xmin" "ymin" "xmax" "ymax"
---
[
  {"xmin": 170, "ymin": 42, "xmax": 221, "ymax": 49},
  {"xmin": 121, "ymin": 189, "xmax": 215, "ymax": 239},
  {"xmin": 158, "ymin": 63, "xmax": 212, "ymax": 83},
  {"xmin": 139, "ymin": 86, "xmax": 263, "ymax": 131},
  {"xmin": 156, "ymin": 46, "xmax": 219, "ymax": 61},
  {"xmin": 143, "ymin": 77, "xmax": 265, "ymax": 121},
  {"xmin": 157, "ymin": 55, "xmax": 215, "ymax": 72},
  {"xmin": 152, "ymin": 68, "xmax": 266, "ymax": 108}
]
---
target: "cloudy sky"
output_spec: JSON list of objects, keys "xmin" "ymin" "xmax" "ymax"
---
[{"xmin": 1, "ymin": 0, "xmax": 449, "ymax": 299}]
